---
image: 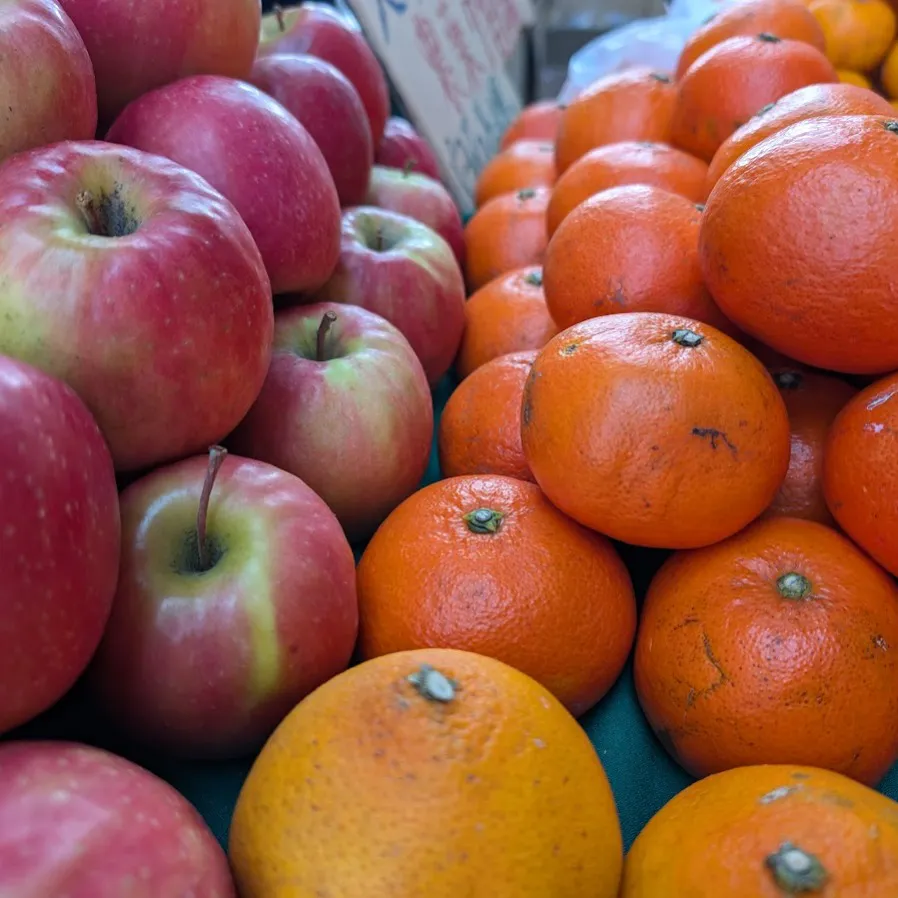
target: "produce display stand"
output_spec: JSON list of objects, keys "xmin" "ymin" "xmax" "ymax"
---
[{"xmin": 6, "ymin": 0, "xmax": 898, "ymax": 887}]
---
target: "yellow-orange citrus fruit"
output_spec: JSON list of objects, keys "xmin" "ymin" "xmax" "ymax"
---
[{"xmin": 229, "ymin": 648, "xmax": 624, "ymax": 898}]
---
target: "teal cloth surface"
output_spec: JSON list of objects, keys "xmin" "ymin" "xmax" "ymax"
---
[{"xmin": 9, "ymin": 374, "xmax": 898, "ymax": 854}]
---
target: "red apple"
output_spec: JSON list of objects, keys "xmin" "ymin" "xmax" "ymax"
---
[
  {"xmin": 57, "ymin": 0, "xmax": 260, "ymax": 127},
  {"xmin": 0, "ymin": 741, "xmax": 235, "ymax": 897},
  {"xmin": 315, "ymin": 207, "xmax": 466, "ymax": 385},
  {"xmin": 106, "ymin": 75, "xmax": 341, "ymax": 295},
  {"xmin": 365, "ymin": 164, "xmax": 465, "ymax": 269},
  {"xmin": 0, "ymin": 140, "xmax": 273, "ymax": 473},
  {"xmin": 229, "ymin": 302, "xmax": 433, "ymax": 543},
  {"xmin": 376, "ymin": 116, "xmax": 442, "ymax": 182},
  {"xmin": 0, "ymin": 0, "xmax": 97, "ymax": 164},
  {"xmin": 258, "ymin": 1, "xmax": 389, "ymax": 146},
  {"xmin": 249, "ymin": 53, "xmax": 373, "ymax": 207},
  {"xmin": 88, "ymin": 447, "xmax": 359, "ymax": 758},
  {"xmin": 0, "ymin": 357, "xmax": 119, "ymax": 736}
]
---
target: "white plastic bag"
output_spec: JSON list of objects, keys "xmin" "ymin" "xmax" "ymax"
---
[{"xmin": 557, "ymin": 0, "xmax": 737, "ymax": 104}]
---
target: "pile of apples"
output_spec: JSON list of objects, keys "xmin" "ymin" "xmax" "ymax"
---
[{"xmin": 0, "ymin": 0, "xmax": 464, "ymax": 892}]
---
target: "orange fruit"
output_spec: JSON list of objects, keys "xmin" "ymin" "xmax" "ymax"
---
[
  {"xmin": 882, "ymin": 40, "xmax": 898, "ymax": 97},
  {"xmin": 500, "ymin": 99, "xmax": 564, "ymax": 150},
  {"xmin": 229, "ymin": 647, "xmax": 624, "ymax": 898},
  {"xmin": 763, "ymin": 368, "xmax": 857, "ymax": 525},
  {"xmin": 671, "ymin": 33, "xmax": 838, "ymax": 162},
  {"xmin": 438, "ymin": 351, "xmax": 537, "ymax": 482},
  {"xmin": 464, "ymin": 187, "xmax": 549, "ymax": 291},
  {"xmin": 356, "ymin": 476, "xmax": 637, "ymax": 717},
  {"xmin": 809, "ymin": 0, "xmax": 896, "ymax": 71},
  {"xmin": 554, "ymin": 68, "xmax": 678, "ymax": 174},
  {"xmin": 836, "ymin": 67, "xmax": 872, "ymax": 87},
  {"xmin": 634, "ymin": 516, "xmax": 898, "ymax": 785},
  {"xmin": 675, "ymin": 0, "xmax": 827, "ymax": 79},
  {"xmin": 455, "ymin": 266, "xmax": 557, "ymax": 379},
  {"xmin": 700, "ymin": 114, "xmax": 898, "ymax": 374},
  {"xmin": 622, "ymin": 764, "xmax": 898, "ymax": 896},
  {"xmin": 521, "ymin": 313, "xmax": 791, "ymax": 549},
  {"xmin": 474, "ymin": 140, "xmax": 556, "ymax": 208},
  {"xmin": 824, "ymin": 370, "xmax": 898, "ymax": 577},
  {"xmin": 546, "ymin": 140, "xmax": 709, "ymax": 236},
  {"xmin": 705, "ymin": 82, "xmax": 895, "ymax": 189},
  {"xmin": 543, "ymin": 185, "xmax": 735, "ymax": 333}
]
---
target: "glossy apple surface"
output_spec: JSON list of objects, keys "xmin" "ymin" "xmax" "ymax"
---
[
  {"xmin": 250, "ymin": 53, "xmax": 373, "ymax": 207},
  {"xmin": 0, "ymin": 357, "xmax": 119, "ymax": 735},
  {"xmin": 0, "ymin": 741, "xmax": 236, "ymax": 897},
  {"xmin": 229, "ymin": 302, "xmax": 433, "ymax": 543},
  {"xmin": 88, "ymin": 450, "xmax": 359, "ymax": 758},
  {"xmin": 107, "ymin": 75, "xmax": 341, "ymax": 295},
  {"xmin": 376, "ymin": 116, "xmax": 442, "ymax": 182},
  {"xmin": 0, "ymin": 0, "xmax": 97, "ymax": 164},
  {"xmin": 365, "ymin": 164, "xmax": 465, "ymax": 268},
  {"xmin": 0, "ymin": 140, "xmax": 273, "ymax": 472},
  {"xmin": 58, "ymin": 0, "xmax": 260, "ymax": 126},
  {"xmin": 316, "ymin": 207, "xmax": 466, "ymax": 385},
  {"xmin": 258, "ymin": 1, "xmax": 389, "ymax": 146}
]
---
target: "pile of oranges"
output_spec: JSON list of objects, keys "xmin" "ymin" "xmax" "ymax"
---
[{"xmin": 227, "ymin": 0, "xmax": 898, "ymax": 894}]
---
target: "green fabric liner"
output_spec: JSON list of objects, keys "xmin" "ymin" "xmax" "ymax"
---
[{"xmin": 8, "ymin": 373, "xmax": 898, "ymax": 855}]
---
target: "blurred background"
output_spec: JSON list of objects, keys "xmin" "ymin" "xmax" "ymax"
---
[{"xmin": 259, "ymin": 0, "xmax": 670, "ymax": 101}]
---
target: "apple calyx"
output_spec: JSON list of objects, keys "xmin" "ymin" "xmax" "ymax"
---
[
  {"xmin": 316, "ymin": 311, "xmax": 338, "ymax": 361},
  {"xmin": 195, "ymin": 445, "xmax": 227, "ymax": 572},
  {"xmin": 76, "ymin": 188, "xmax": 139, "ymax": 238},
  {"xmin": 274, "ymin": 4, "xmax": 286, "ymax": 31}
]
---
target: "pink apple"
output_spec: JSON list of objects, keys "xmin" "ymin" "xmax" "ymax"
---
[
  {"xmin": 57, "ymin": 0, "xmax": 260, "ymax": 126},
  {"xmin": 0, "ymin": 357, "xmax": 119, "ymax": 736},
  {"xmin": 0, "ymin": 140, "xmax": 273, "ymax": 473},
  {"xmin": 249, "ymin": 53, "xmax": 373, "ymax": 207},
  {"xmin": 229, "ymin": 302, "xmax": 433, "ymax": 543},
  {"xmin": 88, "ymin": 448, "xmax": 359, "ymax": 758},
  {"xmin": 106, "ymin": 75, "xmax": 341, "ymax": 295},
  {"xmin": 0, "ymin": 741, "xmax": 235, "ymax": 897},
  {"xmin": 0, "ymin": 0, "xmax": 97, "ymax": 164},
  {"xmin": 376, "ymin": 116, "xmax": 442, "ymax": 182},
  {"xmin": 365, "ymin": 164, "xmax": 465, "ymax": 269},
  {"xmin": 258, "ymin": 1, "xmax": 389, "ymax": 146},
  {"xmin": 315, "ymin": 207, "xmax": 466, "ymax": 385}
]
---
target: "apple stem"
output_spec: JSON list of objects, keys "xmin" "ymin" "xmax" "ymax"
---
[
  {"xmin": 374, "ymin": 227, "xmax": 386, "ymax": 252},
  {"xmin": 274, "ymin": 3, "xmax": 286, "ymax": 31},
  {"xmin": 402, "ymin": 159, "xmax": 416, "ymax": 176},
  {"xmin": 76, "ymin": 190, "xmax": 104, "ymax": 236},
  {"xmin": 197, "ymin": 445, "xmax": 227, "ymax": 572},
  {"xmin": 316, "ymin": 311, "xmax": 338, "ymax": 362}
]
